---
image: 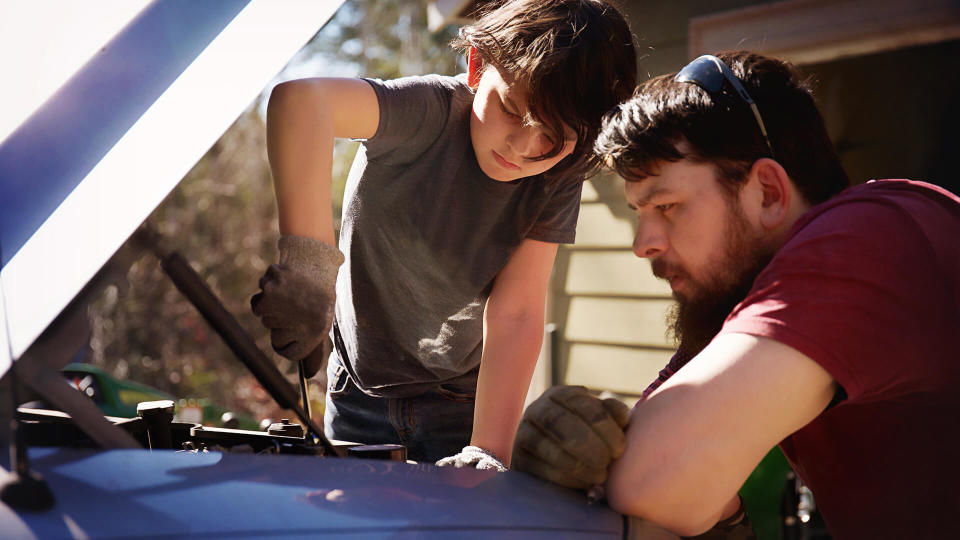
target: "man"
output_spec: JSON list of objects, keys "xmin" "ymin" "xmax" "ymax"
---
[{"xmin": 512, "ymin": 51, "xmax": 960, "ymax": 539}]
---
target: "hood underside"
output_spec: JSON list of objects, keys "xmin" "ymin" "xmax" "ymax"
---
[{"xmin": 0, "ymin": 0, "xmax": 342, "ymax": 377}]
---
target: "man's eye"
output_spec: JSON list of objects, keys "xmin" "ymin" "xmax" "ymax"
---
[{"xmin": 655, "ymin": 203, "xmax": 675, "ymax": 213}]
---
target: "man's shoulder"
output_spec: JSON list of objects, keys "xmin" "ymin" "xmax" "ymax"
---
[
  {"xmin": 789, "ymin": 179, "xmax": 960, "ymax": 244},
  {"xmin": 845, "ymin": 178, "xmax": 960, "ymax": 205},
  {"xmin": 814, "ymin": 179, "xmax": 958, "ymax": 213},
  {"xmin": 763, "ymin": 177, "xmax": 960, "ymax": 305},
  {"xmin": 729, "ymin": 179, "xmax": 960, "ymax": 401}
]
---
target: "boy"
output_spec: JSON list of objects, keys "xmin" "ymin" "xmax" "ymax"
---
[{"xmin": 251, "ymin": 0, "xmax": 637, "ymax": 467}]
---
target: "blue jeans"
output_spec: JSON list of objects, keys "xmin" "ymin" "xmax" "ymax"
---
[{"xmin": 323, "ymin": 353, "xmax": 476, "ymax": 463}]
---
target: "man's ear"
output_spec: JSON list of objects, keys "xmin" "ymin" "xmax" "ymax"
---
[
  {"xmin": 467, "ymin": 46, "xmax": 483, "ymax": 88},
  {"xmin": 749, "ymin": 158, "xmax": 793, "ymax": 231}
]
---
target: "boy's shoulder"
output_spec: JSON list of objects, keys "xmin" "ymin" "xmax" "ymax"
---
[
  {"xmin": 369, "ymin": 73, "xmax": 471, "ymax": 98},
  {"xmin": 359, "ymin": 73, "xmax": 474, "ymax": 165},
  {"xmin": 364, "ymin": 72, "xmax": 474, "ymax": 130}
]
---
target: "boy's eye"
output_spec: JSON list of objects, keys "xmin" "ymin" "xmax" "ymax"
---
[{"xmin": 499, "ymin": 100, "xmax": 521, "ymax": 120}]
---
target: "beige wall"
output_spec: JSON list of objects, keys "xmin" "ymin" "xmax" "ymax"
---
[
  {"xmin": 550, "ymin": 172, "xmax": 674, "ymax": 398},
  {"xmin": 547, "ymin": 0, "xmax": 763, "ymax": 397}
]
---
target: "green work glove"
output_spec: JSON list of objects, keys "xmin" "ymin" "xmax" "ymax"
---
[
  {"xmin": 511, "ymin": 385, "xmax": 630, "ymax": 490},
  {"xmin": 251, "ymin": 235, "xmax": 344, "ymax": 375}
]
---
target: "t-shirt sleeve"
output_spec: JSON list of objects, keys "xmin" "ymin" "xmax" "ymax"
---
[
  {"xmin": 527, "ymin": 178, "xmax": 583, "ymax": 244},
  {"xmin": 361, "ymin": 75, "xmax": 454, "ymax": 166},
  {"xmin": 720, "ymin": 197, "xmax": 946, "ymax": 403}
]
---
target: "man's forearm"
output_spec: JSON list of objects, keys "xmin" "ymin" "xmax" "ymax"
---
[
  {"xmin": 469, "ymin": 316, "xmax": 544, "ymax": 465},
  {"xmin": 605, "ymin": 334, "xmax": 835, "ymax": 536}
]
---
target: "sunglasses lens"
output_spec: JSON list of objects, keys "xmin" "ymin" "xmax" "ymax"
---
[
  {"xmin": 674, "ymin": 55, "xmax": 776, "ymax": 158},
  {"xmin": 675, "ymin": 57, "xmax": 725, "ymax": 94}
]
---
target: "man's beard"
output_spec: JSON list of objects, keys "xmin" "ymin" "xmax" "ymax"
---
[{"xmin": 656, "ymin": 204, "xmax": 775, "ymax": 359}]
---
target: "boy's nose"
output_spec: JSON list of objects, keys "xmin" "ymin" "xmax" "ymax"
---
[
  {"xmin": 632, "ymin": 220, "xmax": 667, "ymax": 259},
  {"xmin": 507, "ymin": 125, "xmax": 547, "ymax": 159}
]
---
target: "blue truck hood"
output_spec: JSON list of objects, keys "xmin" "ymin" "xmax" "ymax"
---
[{"xmin": 1, "ymin": 448, "xmax": 622, "ymax": 539}]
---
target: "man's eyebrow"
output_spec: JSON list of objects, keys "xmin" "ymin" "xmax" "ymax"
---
[{"xmin": 627, "ymin": 187, "xmax": 674, "ymax": 210}]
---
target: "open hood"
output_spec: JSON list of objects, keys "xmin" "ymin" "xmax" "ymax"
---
[{"xmin": 0, "ymin": 0, "xmax": 343, "ymax": 377}]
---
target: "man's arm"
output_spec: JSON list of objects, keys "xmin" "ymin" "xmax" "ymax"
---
[
  {"xmin": 470, "ymin": 238, "xmax": 559, "ymax": 465},
  {"xmin": 266, "ymin": 77, "xmax": 378, "ymax": 242},
  {"xmin": 606, "ymin": 333, "xmax": 836, "ymax": 536}
]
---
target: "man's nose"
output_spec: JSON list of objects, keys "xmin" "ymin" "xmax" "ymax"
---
[{"xmin": 632, "ymin": 219, "xmax": 667, "ymax": 259}]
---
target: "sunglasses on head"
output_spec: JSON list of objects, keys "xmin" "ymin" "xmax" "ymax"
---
[{"xmin": 675, "ymin": 54, "xmax": 775, "ymax": 158}]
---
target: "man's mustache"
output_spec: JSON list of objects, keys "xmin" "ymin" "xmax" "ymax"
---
[{"xmin": 651, "ymin": 259, "xmax": 684, "ymax": 281}]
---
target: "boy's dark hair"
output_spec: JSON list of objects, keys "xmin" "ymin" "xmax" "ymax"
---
[
  {"xmin": 452, "ymin": 0, "xmax": 637, "ymax": 181},
  {"xmin": 595, "ymin": 50, "xmax": 849, "ymax": 205}
]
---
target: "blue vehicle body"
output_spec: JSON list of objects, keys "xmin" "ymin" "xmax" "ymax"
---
[
  {"xmin": 0, "ymin": 2, "xmax": 632, "ymax": 538},
  {"xmin": 1, "ymin": 448, "xmax": 622, "ymax": 539}
]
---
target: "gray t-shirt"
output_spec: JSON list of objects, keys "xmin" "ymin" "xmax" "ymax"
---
[{"xmin": 334, "ymin": 73, "xmax": 582, "ymax": 398}]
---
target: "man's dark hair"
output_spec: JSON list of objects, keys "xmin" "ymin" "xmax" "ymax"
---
[
  {"xmin": 453, "ymin": 0, "xmax": 637, "ymax": 181},
  {"xmin": 596, "ymin": 50, "xmax": 849, "ymax": 204}
]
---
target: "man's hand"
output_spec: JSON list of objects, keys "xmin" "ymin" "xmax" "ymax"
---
[
  {"xmin": 511, "ymin": 385, "xmax": 630, "ymax": 490},
  {"xmin": 251, "ymin": 235, "xmax": 344, "ymax": 374},
  {"xmin": 436, "ymin": 446, "xmax": 507, "ymax": 472},
  {"xmin": 684, "ymin": 496, "xmax": 757, "ymax": 540}
]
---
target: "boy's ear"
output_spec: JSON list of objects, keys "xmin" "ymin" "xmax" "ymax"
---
[{"xmin": 467, "ymin": 46, "xmax": 482, "ymax": 88}]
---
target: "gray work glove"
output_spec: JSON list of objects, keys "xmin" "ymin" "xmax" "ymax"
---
[
  {"xmin": 251, "ymin": 235, "xmax": 344, "ymax": 375},
  {"xmin": 436, "ymin": 446, "xmax": 507, "ymax": 472},
  {"xmin": 511, "ymin": 385, "xmax": 630, "ymax": 490}
]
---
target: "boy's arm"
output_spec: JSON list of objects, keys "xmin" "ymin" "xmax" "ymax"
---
[
  {"xmin": 252, "ymin": 78, "xmax": 378, "ymax": 365},
  {"xmin": 266, "ymin": 77, "xmax": 378, "ymax": 241},
  {"xmin": 469, "ymin": 237, "xmax": 559, "ymax": 466}
]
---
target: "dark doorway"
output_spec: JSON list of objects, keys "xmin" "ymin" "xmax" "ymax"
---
[{"xmin": 806, "ymin": 39, "xmax": 960, "ymax": 194}]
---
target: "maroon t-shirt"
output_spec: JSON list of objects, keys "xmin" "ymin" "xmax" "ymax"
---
[{"xmin": 720, "ymin": 180, "xmax": 960, "ymax": 538}]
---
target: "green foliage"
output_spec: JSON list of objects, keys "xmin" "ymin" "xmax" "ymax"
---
[{"xmin": 305, "ymin": 0, "xmax": 461, "ymax": 79}]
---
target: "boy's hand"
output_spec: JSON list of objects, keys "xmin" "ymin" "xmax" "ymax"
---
[
  {"xmin": 251, "ymin": 235, "xmax": 344, "ymax": 373},
  {"xmin": 436, "ymin": 446, "xmax": 507, "ymax": 472},
  {"xmin": 511, "ymin": 385, "xmax": 630, "ymax": 490}
]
